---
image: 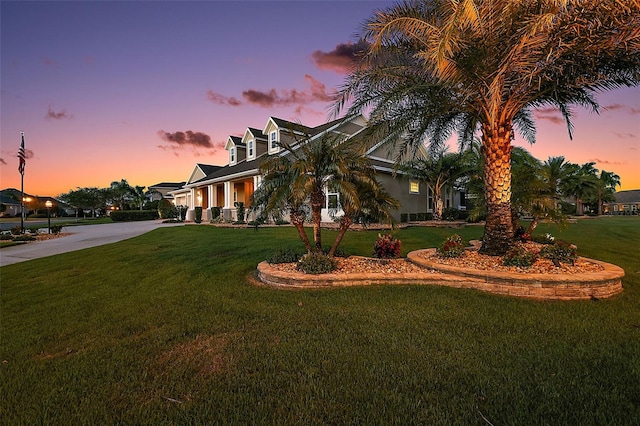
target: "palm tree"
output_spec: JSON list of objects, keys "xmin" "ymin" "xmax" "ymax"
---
[
  {"xmin": 108, "ymin": 179, "xmax": 134, "ymax": 210},
  {"xmin": 335, "ymin": 0, "xmax": 640, "ymax": 255},
  {"xmin": 131, "ymin": 185, "xmax": 147, "ymax": 210},
  {"xmin": 399, "ymin": 149, "xmax": 471, "ymax": 220},
  {"xmin": 327, "ymin": 175, "xmax": 400, "ymax": 257},
  {"xmin": 251, "ymin": 131, "xmax": 390, "ymax": 256},
  {"xmin": 561, "ymin": 162, "xmax": 599, "ymax": 215},
  {"xmin": 593, "ymin": 170, "xmax": 621, "ymax": 215}
]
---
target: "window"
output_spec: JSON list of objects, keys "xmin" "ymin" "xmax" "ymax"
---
[
  {"xmin": 230, "ymin": 147, "xmax": 235, "ymax": 163},
  {"xmin": 409, "ymin": 180, "xmax": 420, "ymax": 193},
  {"xmin": 327, "ymin": 193, "xmax": 339, "ymax": 209},
  {"xmin": 270, "ymin": 131, "xmax": 278, "ymax": 149},
  {"xmin": 248, "ymin": 140, "xmax": 254, "ymax": 157}
]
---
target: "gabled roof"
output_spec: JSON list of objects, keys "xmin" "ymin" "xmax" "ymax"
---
[
  {"xmin": 225, "ymin": 135, "xmax": 244, "ymax": 150},
  {"xmin": 246, "ymin": 127, "xmax": 267, "ymax": 140},
  {"xmin": 612, "ymin": 190, "xmax": 640, "ymax": 203},
  {"xmin": 149, "ymin": 182, "xmax": 185, "ymax": 189}
]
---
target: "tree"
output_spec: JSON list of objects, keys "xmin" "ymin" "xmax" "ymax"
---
[
  {"xmin": 131, "ymin": 185, "xmax": 148, "ymax": 210},
  {"xmin": 251, "ymin": 131, "xmax": 394, "ymax": 257},
  {"xmin": 590, "ymin": 170, "xmax": 621, "ymax": 215},
  {"xmin": 335, "ymin": 0, "xmax": 640, "ymax": 255},
  {"xmin": 108, "ymin": 179, "xmax": 134, "ymax": 210},
  {"xmin": 561, "ymin": 162, "xmax": 599, "ymax": 215},
  {"xmin": 399, "ymin": 148, "xmax": 471, "ymax": 220}
]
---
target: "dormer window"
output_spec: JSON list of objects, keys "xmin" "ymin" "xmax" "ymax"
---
[
  {"xmin": 230, "ymin": 147, "xmax": 235, "ymax": 163},
  {"xmin": 270, "ymin": 131, "xmax": 278, "ymax": 150},
  {"xmin": 248, "ymin": 140, "xmax": 254, "ymax": 157}
]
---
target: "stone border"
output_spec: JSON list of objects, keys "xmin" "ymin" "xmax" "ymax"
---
[{"xmin": 256, "ymin": 250, "xmax": 624, "ymax": 300}]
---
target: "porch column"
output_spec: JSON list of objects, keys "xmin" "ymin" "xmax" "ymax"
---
[
  {"xmin": 207, "ymin": 185, "xmax": 213, "ymax": 208},
  {"xmin": 224, "ymin": 181, "xmax": 232, "ymax": 209}
]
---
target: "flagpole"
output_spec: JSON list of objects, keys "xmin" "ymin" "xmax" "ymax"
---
[{"xmin": 19, "ymin": 131, "xmax": 25, "ymax": 234}]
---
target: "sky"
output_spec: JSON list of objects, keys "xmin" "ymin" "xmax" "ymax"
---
[{"xmin": 1, "ymin": 0, "xmax": 639, "ymax": 197}]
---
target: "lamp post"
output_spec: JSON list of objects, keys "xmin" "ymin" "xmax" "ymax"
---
[{"xmin": 45, "ymin": 200, "xmax": 53, "ymax": 233}]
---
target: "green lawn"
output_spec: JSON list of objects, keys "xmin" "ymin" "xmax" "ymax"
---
[{"xmin": 1, "ymin": 217, "xmax": 639, "ymax": 424}]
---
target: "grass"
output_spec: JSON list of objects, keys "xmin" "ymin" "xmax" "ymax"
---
[{"xmin": 1, "ymin": 217, "xmax": 639, "ymax": 424}]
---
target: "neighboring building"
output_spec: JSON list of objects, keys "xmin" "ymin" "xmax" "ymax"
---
[
  {"xmin": 0, "ymin": 195, "xmax": 21, "ymax": 217},
  {"xmin": 605, "ymin": 189, "xmax": 640, "ymax": 215},
  {"xmin": 169, "ymin": 115, "xmax": 464, "ymax": 222},
  {"xmin": 147, "ymin": 182, "xmax": 186, "ymax": 201}
]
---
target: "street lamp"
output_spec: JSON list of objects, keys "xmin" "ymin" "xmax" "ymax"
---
[{"xmin": 45, "ymin": 200, "xmax": 53, "ymax": 233}]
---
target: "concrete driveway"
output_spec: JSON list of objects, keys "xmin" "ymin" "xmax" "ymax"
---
[{"xmin": 0, "ymin": 220, "xmax": 183, "ymax": 267}]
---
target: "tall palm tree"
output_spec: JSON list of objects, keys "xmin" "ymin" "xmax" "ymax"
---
[
  {"xmin": 561, "ymin": 162, "xmax": 599, "ymax": 215},
  {"xmin": 400, "ymin": 149, "xmax": 471, "ymax": 220},
  {"xmin": 109, "ymin": 179, "xmax": 134, "ymax": 211},
  {"xmin": 335, "ymin": 0, "xmax": 640, "ymax": 255},
  {"xmin": 251, "ymin": 132, "xmax": 388, "ymax": 256},
  {"xmin": 593, "ymin": 170, "xmax": 621, "ymax": 215}
]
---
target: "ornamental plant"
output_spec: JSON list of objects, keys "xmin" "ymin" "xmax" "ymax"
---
[
  {"xmin": 297, "ymin": 252, "xmax": 337, "ymax": 274},
  {"xmin": 373, "ymin": 233, "xmax": 401, "ymax": 259},
  {"xmin": 539, "ymin": 240, "xmax": 578, "ymax": 267},
  {"xmin": 437, "ymin": 234, "xmax": 466, "ymax": 258},
  {"xmin": 503, "ymin": 244, "xmax": 538, "ymax": 268}
]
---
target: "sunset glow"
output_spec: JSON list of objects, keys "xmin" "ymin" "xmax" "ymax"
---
[{"xmin": 1, "ymin": 1, "xmax": 638, "ymax": 197}]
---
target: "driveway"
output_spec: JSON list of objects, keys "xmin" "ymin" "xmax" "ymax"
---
[{"xmin": 0, "ymin": 221, "xmax": 183, "ymax": 267}]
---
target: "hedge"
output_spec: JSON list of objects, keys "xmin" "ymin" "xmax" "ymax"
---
[{"xmin": 110, "ymin": 210, "xmax": 159, "ymax": 222}]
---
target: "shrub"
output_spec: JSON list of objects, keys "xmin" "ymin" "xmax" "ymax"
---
[
  {"xmin": 211, "ymin": 206, "xmax": 221, "ymax": 220},
  {"xmin": 158, "ymin": 199, "xmax": 177, "ymax": 219},
  {"xmin": 267, "ymin": 248, "xmax": 303, "ymax": 264},
  {"xmin": 110, "ymin": 210, "xmax": 159, "ymax": 222},
  {"xmin": 514, "ymin": 226, "xmax": 531, "ymax": 242},
  {"xmin": 426, "ymin": 212, "xmax": 434, "ymax": 221},
  {"xmin": 400, "ymin": 213, "xmax": 408, "ymax": 223},
  {"xmin": 50, "ymin": 225, "xmax": 63, "ymax": 235},
  {"xmin": 437, "ymin": 234, "xmax": 466, "ymax": 258},
  {"xmin": 539, "ymin": 240, "xmax": 578, "ymax": 266},
  {"xmin": 27, "ymin": 227, "xmax": 39, "ymax": 234},
  {"xmin": 12, "ymin": 235, "xmax": 36, "ymax": 242},
  {"xmin": 442, "ymin": 207, "xmax": 463, "ymax": 221},
  {"xmin": 1, "ymin": 234, "xmax": 13, "ymax": 241},
  {"xmin": 416, "ymin": 212, "xmax": 426, "ymax": 221},
  {"xmin": 194, "ymin": 206, "xmax": 203, "ymax": 223},
  {"xmin": 373, "ymin": 233, "xmax": 402, "ymax": 259},
  {"xmin": 297, "ymin": 252, "xmax": 337, "ymax": 274},
  {"xmin": 531, "ymin": 233, "xmax": 555, "ymax": 245},
  {"xmin": 274, "ymin": 218, "xmax": 289, "ymax": 225},
  {"xmin": 503, "ymin": 244, "xmax": 538, "ymax": 267},
  {"xmin": 409, "ymin": 213, "xmax": 418, "ymax": 221},
  {"xmin": 10, "ymin": 226, "xmax": 21, "ymax": 235},
  {"xmin": 236, "ymin": 202, "xmax": 245, "ymax": 223}
]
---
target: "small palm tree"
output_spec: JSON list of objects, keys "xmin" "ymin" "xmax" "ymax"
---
[
  {"xmin": 399, "ymin": 149, "xmax": 471, "ymax": 220},
  {"xmin": 335, "ymin": 0, "xmax": 640, "ymax": 255},
  {"xmin": 251, "ymin": 131, "xmax": 390, "ymax": 256}
]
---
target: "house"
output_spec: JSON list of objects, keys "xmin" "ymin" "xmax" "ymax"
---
[
  {"xmin": 0, "ymin": 195, "xmax": 21, "ymax": 217},
  {"xmin": 605, "ymin": 189, "xmax": 640, "ymax": 215},
  {"xmin": 147, "ymin": 182, "xmax": 186, "ymax": 201},
  {"xmin": 168, "ymin": 115, "xmax": 465, "ymax": 223}
]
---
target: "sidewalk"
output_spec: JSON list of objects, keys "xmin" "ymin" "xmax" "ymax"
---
[{"xmin": 0, "ymin": 221, "xmax": 182, "ymax": 267}]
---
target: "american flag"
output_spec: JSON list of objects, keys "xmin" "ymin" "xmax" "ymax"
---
[{"xmin": 18, "ymin": 132, "xmax": 26, "ymax": 175}]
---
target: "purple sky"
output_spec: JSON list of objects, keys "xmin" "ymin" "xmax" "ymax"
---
[{"xmin": 1, "ymin": 0, "xmax": 638, "ymax": 196}]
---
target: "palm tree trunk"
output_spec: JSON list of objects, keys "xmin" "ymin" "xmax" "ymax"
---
[
  {"xmin": 328, "ymin": 216, "xmax": 353, "ymax": 257},
  {"xmin": 290, "ymin": 208, "xmax": 312, "ymax": 253},
  {"xmin": 479, "ymin": 121, "xmax": 514, "ymax": 256},
  {"xmin": 310, "ymin": 191, "xmax": 324, "ymax": 252},
  {"xmin": 526, "ymin": 217, "xmax": 538, "ymax": 236},
  {"xmin": 434, "ymin": 195, "xmax": 443, "ymax": 220}
]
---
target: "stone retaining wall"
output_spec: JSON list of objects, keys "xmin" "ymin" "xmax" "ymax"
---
[{"xmin": 257, "ymin": 251, "xmax": 624, "ymax": 300}]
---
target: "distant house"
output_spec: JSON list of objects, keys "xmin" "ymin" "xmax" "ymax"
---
[
  {"xmin": 147, "ymin": 182, "xmax": 186, "ymax": 201},
  {"xmin": 168, "ymin": 115, "xmax": 465, "ymax": 223},
  {"xmin": 605, "ymin": 190, "xmax": 640, "ymax": 215},
  {"xmin": 0, "ymin": 195, "xmax": 21, "ymax": 217}
]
